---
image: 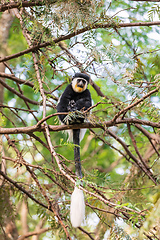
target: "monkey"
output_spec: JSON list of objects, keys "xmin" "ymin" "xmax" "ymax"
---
[{"xmin": 57, "ymin": 72, "xmax": 92, "ymax": 227}]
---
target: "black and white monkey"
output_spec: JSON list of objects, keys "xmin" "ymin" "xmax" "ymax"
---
[{"xmin": 57, "ymin": 73, "xmax": 92, "ymax": 227}]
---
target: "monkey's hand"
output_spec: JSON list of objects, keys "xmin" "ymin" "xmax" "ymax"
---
[{"xmin": 63, "ymin": 110, "xmax": 85, "ymax": 125}]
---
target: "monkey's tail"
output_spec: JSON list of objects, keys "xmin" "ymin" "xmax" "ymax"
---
[
  {"xmin": 73, "ymin": 129, "xmax": 82, "ymax": 178},
  {"xmin": 70, "ymin": 129, "xmax": 85, "ymax": 228}
]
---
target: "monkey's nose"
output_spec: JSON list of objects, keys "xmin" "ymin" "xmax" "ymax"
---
[{"xmin": 77, "ymin": 81, "xmax": 84, "ymax": 88}]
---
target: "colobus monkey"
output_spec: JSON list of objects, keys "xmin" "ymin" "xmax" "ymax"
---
[{"xmin": 57, "ymin": 73, "xmax": 92, "ymax": 227}]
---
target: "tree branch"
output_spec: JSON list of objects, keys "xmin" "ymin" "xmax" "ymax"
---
[
  {"xmin": 112, "ymin": 87, "xmax": 159, "ymax": 122},
  {"xmin": 0, "ymin": 21, "xmax": 160, "ymax": 63},
  {"xmin": 0, "ymin": 72, "xmax": 34, "ymax": 87},
  {"xmin": 131, "ymin": 0, "xmax": 160, "ymax": 2},
  {"xmin": 135, "ymin": 123, "xmax": 160, "ymax": 157},
  {"xmin": 17, "ymin": 227, "xmax": 51, "ymax": 240},
  {"xmin": 108, "ymin": 129, "xmax": 157, "ymax": 184},
  {"xmin": 0, "ymin": 77, "xmax": 40, "ymax": 105},
  {"xmin": 1, "ymin": 117, "xmax": 160, "ymax": 134},
  {"xmin": 0, "ymin": 169, "xmax": 48, "ymax": 209},
  {"xmin": 0, "ymin": 1, "xmax": 57, "ymax": 13}
]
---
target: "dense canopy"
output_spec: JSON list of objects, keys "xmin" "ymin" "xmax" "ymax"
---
[{"xmin": 0, "ymin": 0, "xmax": 160, "ymax": 239}]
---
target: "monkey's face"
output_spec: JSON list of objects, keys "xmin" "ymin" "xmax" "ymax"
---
[{"xmin": 71, "ymin": 78, "xmax": 88, "ymax": 93}]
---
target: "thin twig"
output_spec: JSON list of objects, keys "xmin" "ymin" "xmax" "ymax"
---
[{"xmin": 112, "ymin": 87, "xmax": 159, "ymax": 122}]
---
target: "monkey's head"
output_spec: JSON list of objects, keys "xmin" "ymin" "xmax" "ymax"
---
[{"xmin": 71, "ymin": 73, "xmax": 90, "ymax": 93}]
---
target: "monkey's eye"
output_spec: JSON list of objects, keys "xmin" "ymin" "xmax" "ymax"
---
[
  {"xmin": 77, "ymin": 78, "xmax": 86, "ymax": 84},
  {"xmin": 77, "ymin": 78, "xmax": 82, "ymax": 83}
]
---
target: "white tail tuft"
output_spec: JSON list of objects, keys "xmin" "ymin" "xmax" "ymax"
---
[
  {"xmin": 67, "ymin": 129, "xmax": 86, "ymax": 142},
  {"xmin": 70, "ymin": 187, "xmax": 85, "ymax": 228}
]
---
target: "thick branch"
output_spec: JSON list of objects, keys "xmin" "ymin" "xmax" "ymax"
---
[
  {"xmin": 1, "ymin": 117, "xmax": 160, "ymax": 134},
  {"xmin": 0, "ymin": 1, "xmax": 56, "ymax": 12},
  {"xmin": 0, "ymin": 21, "xmax": 160, "ymax": 63},
  {"xmin": 131, "ymin": 0, "xmax": 160, "ymax": 2},
  {"xmin": 0, "ymin": 72, "xmax": 34, "ymax": 87}
]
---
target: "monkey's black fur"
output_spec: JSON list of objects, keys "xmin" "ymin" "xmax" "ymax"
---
[
  {"xmin": 73, "ymin": 129, "xmax": 82, "ymax": 178},
  {"xmin": 57, "ymin": 84, "xmax": 91, "ymax": 124},
  {"xmin": 57, "ymin": 73, "xmax": 92, "ymax": 178}
]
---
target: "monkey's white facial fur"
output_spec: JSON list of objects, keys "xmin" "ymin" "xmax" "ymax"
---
[{"xmin": 71, "ymin": 78, "xmax": 88, "ymax": 93}]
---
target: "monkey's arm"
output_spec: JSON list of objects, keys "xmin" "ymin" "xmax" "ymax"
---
[
  {"xmin": 57, "ymin": 85, "xmax": 72, "ymax": 123},
  {"xmin": 75, "ymin": 89, "xmax": 92, "ymax": 111}
]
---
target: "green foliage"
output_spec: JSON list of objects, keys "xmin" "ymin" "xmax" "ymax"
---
[
  {"xmin": 0, "ymin": 184, "xmax": 18, "ymax": 235},
  {"xmin": 139, "ymin": 195, "xmax": 160, "ymax": 239},
  {"xmin": 1, "ymin": 0, "xmax": 160, "ymax": 239},
  {"xmin": 148, "ymin": 4, "xmax": 160, "ymax": 21},
  {"xmin": 109, "ymin": 225, "xmax": 133, "ymax": 240},
  {"xmin": 7, "ymin": 18, "xmax": 28, "ymax": 65}
]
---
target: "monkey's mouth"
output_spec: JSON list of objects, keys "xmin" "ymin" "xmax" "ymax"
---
[
  {"xmin": 77, "ymin": 84, "xmax": 84, "ymax": 88},
  {"xmin": 75, "ymin": 85, "xmax": 84, "ymax": 92}
]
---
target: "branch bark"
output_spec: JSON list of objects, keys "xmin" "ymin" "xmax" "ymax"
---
[
  {"xmin": 0, "ymin": 21, "xmax": 160, "ymax": 63},
  {"xmin": 112, "ymin": 87, "xmax": 159, "ymax": 122},
  {"xmin": 108, "ymin": 129, "xmax": 158, "ymax": 184},
  {"xmin": 0, "ymin": 77, "xmax": 40, "ymax": 105},
  {"xmin": 0, "ymin": 1, "xmax": 56, "ymax": 12},
  {"xmin": 0, "ymin": 72, "xmax": 34, "ymax": 87},
  {"xmin": 17, "ymin": 227, "xmax": 51, "ymax": 240},
  {"xmin": 1, "ymin": 117, "xmax": 160, "ymax": 134},
  {"xmin": 131, "ymin": 0, "xmax": 160, "ymax": 2},
  {"xmin": 0, "ymin": 169, "xmax": 48, "ymax": 209}
]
